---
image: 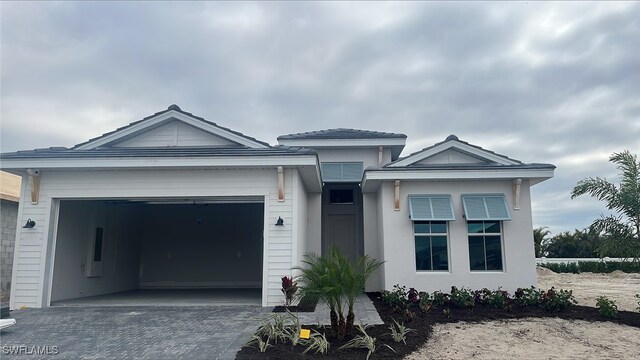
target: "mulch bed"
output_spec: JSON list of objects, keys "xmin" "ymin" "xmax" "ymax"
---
[
  {"xmin": 236, "ymin": 292, "xmax": 640, "ymax": 359},
  {"xmin": 273, "ymin": 297, "xmax": 319, "ymax": 313}
]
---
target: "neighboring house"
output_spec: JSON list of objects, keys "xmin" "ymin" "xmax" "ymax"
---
[
  {"xmin": 1, "ymin": 171, "xmax": 21, "ymax": 298},
  {"xmin": 0, "ymin": 105, "xmax": 554, "ymax": 309}
]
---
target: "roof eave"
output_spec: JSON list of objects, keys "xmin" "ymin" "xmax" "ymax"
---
[{"xmin": 361, "ymin": 167, "xmax": 555, "ymax": 192}]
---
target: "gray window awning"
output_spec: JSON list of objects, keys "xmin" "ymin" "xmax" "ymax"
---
[
  {"xmin": 462, "ymin": 194, "xmax": 511, "ymax": 221},
  {"xmin": 409, "ymin": 195, "xmax": 455, "ymax": 221}
]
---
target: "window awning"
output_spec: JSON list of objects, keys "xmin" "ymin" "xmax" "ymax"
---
[
  {"xmin": 462, "ymin": 194, "xmax": 511, "ymax": 221},
  {"xmin": 409, "ymin": 195, "xmax": 455, "ymax": 221}
]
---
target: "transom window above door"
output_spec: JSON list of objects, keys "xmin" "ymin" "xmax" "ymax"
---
[{"xmin": 321, "ymin": 162, "xmax": 364, "ymax": 182}]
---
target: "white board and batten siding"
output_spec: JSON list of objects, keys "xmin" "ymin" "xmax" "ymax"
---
[{"xmin": 11, "ymin": 167, "xmax": 301, "ymax": 309}]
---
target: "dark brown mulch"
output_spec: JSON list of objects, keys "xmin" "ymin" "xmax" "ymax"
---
[
  {"xmin": 272, "ymin": 297, "xmax": 319, "ymax": 313},
  {"xmin": 236, "ymin": 292, "xmax": 640, "ymax": 360},
  {"xmin": 272, "ymin": 304, "xmax": 317, "ymax": 313}
]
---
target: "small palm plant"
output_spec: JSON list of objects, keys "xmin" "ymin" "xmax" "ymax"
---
[
  {"xmin": 294, "ymin": 251, "xmax": 345, "ymax": 338},
  {"xmin": 294, "ymin": 247, "xmax": 383, "ymax": 340}
]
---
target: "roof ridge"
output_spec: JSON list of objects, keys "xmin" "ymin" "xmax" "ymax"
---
[{"xmin": 277, "ymin": 128, "xmax": 407, "ymax": 140}]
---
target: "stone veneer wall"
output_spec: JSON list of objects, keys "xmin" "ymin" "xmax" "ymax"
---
[{"xmin": 1, "ymin": 199, "xmax": 19, "ymax": 295}]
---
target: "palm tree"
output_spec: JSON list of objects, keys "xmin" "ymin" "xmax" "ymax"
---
[
  {"xmin": 571, "ymin": 150, "xmax": 640, "ymax": 261},
  {"xmin": 294, "ymin": 252, "xmax": 344, "ymax": 337},
  {"xmin": 340, "ymin": 253, "xmax": 383, "ymax": 336},
  {"xmin": 533, "ymin": 227, "xmax": 551, "ymax": 257},
  {"xmin": 294, "ymin": 247, "xmax": 383, "ymax": 339}
]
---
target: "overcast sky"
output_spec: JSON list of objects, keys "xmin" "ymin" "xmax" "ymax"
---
[{"xmin": 1, "ymin": 1, "xmax": 639, "ymax": 235}]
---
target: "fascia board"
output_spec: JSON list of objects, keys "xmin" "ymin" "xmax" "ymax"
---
[
  {"xmin": 389, "ymin": 142, "xmax": 520, "ymax": 167},
  {"xmin": 76, "ymin": 111, "xmax": 269, "ymax": 150},
  {"xmin": 0, "ymin": 155, "xmax": 318, "ymax": 170},
  {"xmin": 365, "ymin": 168, "xmax": 554, "ymax": 181},
  {"xmin": 361, "ymin": 168, "xmax": 554, "ymax": 192}
]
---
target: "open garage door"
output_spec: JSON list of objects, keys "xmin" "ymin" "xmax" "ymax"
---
[{"xmin": 49, "ymin": 198, "xmax": 264, "ymax": 306}]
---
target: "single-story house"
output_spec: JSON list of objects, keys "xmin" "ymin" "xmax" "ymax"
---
[{"xmin": 0, "ymin": 105, "xmax": 554, "ymax": 308}]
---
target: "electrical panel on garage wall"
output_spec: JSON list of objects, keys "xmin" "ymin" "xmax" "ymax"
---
[{"xmin": 86, "ymin": 227, "xmax": 104, "ymax": 278}]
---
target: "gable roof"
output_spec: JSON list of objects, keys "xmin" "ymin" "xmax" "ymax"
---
[
  {"xmin": 277, "ymin": 128, "xmax": 407, "ymax": 140},
  {"xmin": 360, "ymin": 134, "xmax": 556, "ymax": 192},
  {"xmin": 74, "ymin": 105, "xmax": 270, "ymax": 150},
  {"xmin": 387, "ymin": 134, "xmax": 524, "ymax": 167}
]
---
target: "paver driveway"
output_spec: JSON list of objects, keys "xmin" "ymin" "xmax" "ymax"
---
[{"xmin": 0, "ymin": 306, "xmax": 270, "ymax": 359}]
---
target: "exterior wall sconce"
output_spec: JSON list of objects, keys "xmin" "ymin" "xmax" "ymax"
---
[
  {"xmin": 23, "ymin": 219, "xmax": 36, "ymax": 228},
  {"xmin": 275, "ymin": 217, "xmax": 284, "ymax": 226}
]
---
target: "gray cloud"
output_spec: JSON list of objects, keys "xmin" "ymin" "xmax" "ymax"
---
[{"xmin": 1, "ymin": 1, "xmax": 639, "ymax": 235}]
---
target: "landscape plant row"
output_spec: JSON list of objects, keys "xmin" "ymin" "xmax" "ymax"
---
[
  {"xmin": 381, "ymin": 284, "xmax": 577, "ymax": 320},
  {"xmin": 539, "ymin": 261, "xmax": 640, "ymax": 274},
  {"xmin": 246, "ymin": 310, "xmax": 412, "ymax": 359}
]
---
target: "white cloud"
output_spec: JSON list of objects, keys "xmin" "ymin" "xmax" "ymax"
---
[{"xmin": 1, "ymin": 1, "xmax": 639, "ymax": 234}]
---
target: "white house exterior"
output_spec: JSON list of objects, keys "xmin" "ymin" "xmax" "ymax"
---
[{"xmin": 1, "ymin": 105, "xmax": 554, "ymax": 309}]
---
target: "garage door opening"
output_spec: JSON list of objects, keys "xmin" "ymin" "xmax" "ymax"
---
[{"xmin": 49, "ymin": 198, "xmax": 264, "ymax": 306}]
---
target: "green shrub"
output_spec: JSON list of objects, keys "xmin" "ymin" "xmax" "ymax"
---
[
  {"xmin": 540, "ymin": 261, "xmax": 640, "ymax": 274},
  {"xmin": 431, "ymin": 291, "xmax": 450, "ymax": 307},
  {"xmin": 541, "ymin": 287, "xmax": 576, "ymax": 312},
  {"xmin": 472, "ymin": 288, "xmax": 492, "ymax": 305},
  {"xmin": 418, "ymin": 292, "xmax": 432, "ymax": 313},
  {"xmin": 449, "ymin": 286, "xmax": 474, "ymax": 309},
  {"xmin": 381, "ymin": 285, "xmax": 410, "ymax": 312},
  {"xmin": 514, "ymin": 286, "xmax": 544, "ymax": 307},
  {"xmin": 540, "ymin": 262, "xmax": 580, "ymax": 273},
  {"xmin": 596, "ymin": 296, "xmax": 618, "ymax": 318},
  {"xmin": 487, "ymin": 288, "xmax": 510, "ymax": 309}
]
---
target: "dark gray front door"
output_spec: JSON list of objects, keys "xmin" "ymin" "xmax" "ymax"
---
[{"xmin": 322, "ymin": 183, "xmax": 363, "ymax": 262}]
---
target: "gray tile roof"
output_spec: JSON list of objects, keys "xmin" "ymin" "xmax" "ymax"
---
[
  {"xmin": 1, "ymin": 146, "xmax": 316, "ymax": 159},
  {"xmin": 386, "ymin": 134, "xmax": 526, "ymax": 167},
  {"xmin": 72, "ymin": 105, "xmax": 270, "ymax": 149},
  {"xmin": 277, "ymin": 128, "xmax": 407, "ymax": 140}
]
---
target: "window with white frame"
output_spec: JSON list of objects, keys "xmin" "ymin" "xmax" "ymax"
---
[
  {"xmin": 462, "ymin": 194, "xmax": 509, "ymax": 271},
  {"xmin": 467, "ymin": 221, "xmax": 503, "ymax": 271},
  {"xmin": 414, "ymin": 221, "xmax": 449, "ymax": 271},
  {"xmin": 409, "ymin": 195, "xmax": 454, "ymax": 271}
]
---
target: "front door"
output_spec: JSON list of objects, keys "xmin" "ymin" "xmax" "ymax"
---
[{"xmin": 322, "ymin": 183, "xmax": 363, "ymax": 262}]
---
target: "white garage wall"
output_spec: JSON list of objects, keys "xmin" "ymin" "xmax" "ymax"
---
[
  {"xmin": 50, "ymin": 201, "xmax": 142, "ymax": 301},
  {"xmin": 10, "ymin": 168, "xmax": 296, "ymax": 308},
  {"xmin": 139, "ymin": 203, "xmax": 263, "ymax": 288},
  {"xmin": 377, "ymin": 179, "xmax": 536, "ymax": 294}
]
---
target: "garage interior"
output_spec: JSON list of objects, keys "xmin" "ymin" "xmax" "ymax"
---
[{"xmin": 49, "ymin": 199, "xmax": 264, "ymax": 306}]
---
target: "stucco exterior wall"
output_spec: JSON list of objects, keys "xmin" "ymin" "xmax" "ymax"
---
[
  {"xmin": 1, "ymin": 199, "xmax": 19, "ymax": 294},
  {"xmin": 377, "ymin": 179, "xmax": 536, "ymax": 293},
  {"xmin": 313, "ymin": 148, "xmax": 391, "ymax": 169}
]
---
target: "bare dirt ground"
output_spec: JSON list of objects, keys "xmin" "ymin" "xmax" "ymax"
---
[{"xmin": 405, "ymin": 268, "xmax": 640, "ymax": 360}]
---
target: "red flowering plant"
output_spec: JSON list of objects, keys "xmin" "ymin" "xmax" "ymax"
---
[{"xmin": 281, "ymin": 276, "xmax": 298, "ymax": 307}]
